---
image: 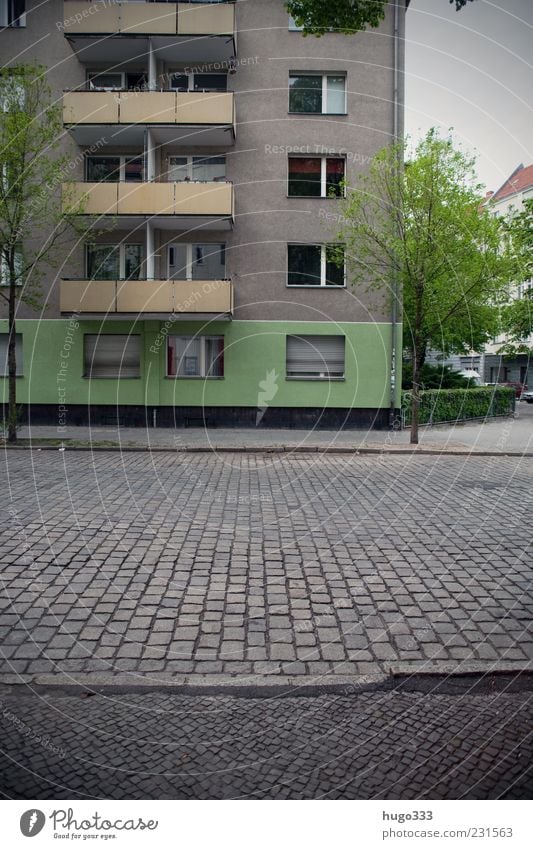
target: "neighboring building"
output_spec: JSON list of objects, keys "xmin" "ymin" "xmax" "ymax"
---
[
  {"xmin": 482, "ymin": 164, "xmax": 533, "ymax": 387},
  {"xmin": 0, "ymin": 0, "xmax": 407, "ymax": 429}
]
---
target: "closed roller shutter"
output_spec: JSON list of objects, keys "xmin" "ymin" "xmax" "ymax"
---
[
  {"xmin": 286, "ymin": 335, "xmax": 345, "ymax": 378},
  {"xmin": 84, "ymin": 335, "xmax": 140, "ymax": 378}
]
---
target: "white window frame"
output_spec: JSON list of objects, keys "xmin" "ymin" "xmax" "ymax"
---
[
  {"xmin": 287, "ymin": 243, "xmax": 346, "ymax": 288},
  {"xmin": 86, "ymin": 244, "xmax": 144, "ymax": 280},
  {"xmin": 166, "ymin": 335, "xmax": 224, "ymax": 379},
  {"xmin": 167, "ymin": 155, "xmax": 227, "ymax": 183},
  {"xmin": 85, "ymin": 154, "xmax": 144, "ymax": 183},
  {"xmin": 167, "ymin": 243, "xmax": 226, "ymax": 281},
  {"xmin": 288, "ymin": 72, "xmax": 347, "ymax": 115},
  {"xmin": 287, "ymin": 155, "xmax": 345, "ymax": 198},
  {"xmin": 0, "ymin": 0, "xmax": 26, "ymax": 27}
]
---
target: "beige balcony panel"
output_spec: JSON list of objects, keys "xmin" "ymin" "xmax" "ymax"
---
[
  {"xmin": 173, "ymin": 280, "xmax": 232, "ymax": 314},
  {"xmin": 117, "ymin": 183, "xmax": 175, "ymax": 215},
  {"xmin": 116, "ymin": 281, "xmax": 174, "ymax": 313},
  {"xmin": 63, "ymin": 183, "xmax": 119, "ymax": 215},
  {"xmin": 118, "ymin": 91, "xmax": 176, "ymax": 125},
  {"xmin": 63, "ymin": 2, "xmax": 120, "ymax": 33},
  {"xmin": 60, "ymin": 280, "xmax": 117, "ymax": 313},
  {"xmin": 119, "ymin": 2, "xmax": 177, "ymax": 34},
  {"xmin": 63, "ymin": 92, "xmax": 119, "ymax": 125},
  {"xmin": 174, "ymin": 182, "xmax": 233, "ymax": 216},
  {"xmin": 177, "ymin": 2, "xmax": 234, "ymax": 35},
  {"xmin": 176, "ymin": 92, "xmax": 233, "ymax": 125}
]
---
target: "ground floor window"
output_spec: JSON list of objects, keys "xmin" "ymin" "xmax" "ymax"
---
[
  {"xmin": 286, "ymin": 335, "xmax": 345, "ymax": 379},
  {"xmin": 0, "ymin": 332, "xmax": 23, "ymax": 375},
  {"xmin": 167, "ymin": 336, "xmax": 224, "ymax": 378},
  {"xmin": 86, "ymin": 244, "xmax": 144, "ymax": 281},
  {"xmin": 84, "ymin": 335, "xmax": 141, "ymax": 379},
  {"xmin": 287, "ymin": 244, "xmax": 345, "ymax": 287}
]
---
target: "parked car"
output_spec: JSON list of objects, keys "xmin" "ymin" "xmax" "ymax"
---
[
  {"xmin": 502, "ymin": 381, "xmax": 528, "ymax": 398},
  {"xmin": 520, "ymin": 389, "xmax": 533, "ymax": 403}
]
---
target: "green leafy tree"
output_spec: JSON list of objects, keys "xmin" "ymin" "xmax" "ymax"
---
[
  {"xmin": 336, "ymin": 130, "xmax": 514, "ymax": 444},
  {"xmin": 499, "ymin": 198, "xmax": 533, "ymax": 353},
  {"xmin": 0, "ymin": 65, "xmax": 90, "ymax": 443},
  {"xmin": 286, "ymin": 0, "xmax": 475, "ymax": 37}
]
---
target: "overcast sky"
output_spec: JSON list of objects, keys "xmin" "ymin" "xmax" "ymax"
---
[{"xmin": 405, "ymin": 0, "xmax": 532, "ymax": 191}]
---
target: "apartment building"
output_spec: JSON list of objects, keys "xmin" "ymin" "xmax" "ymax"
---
[{"xmin": 0, "ymin": 0, "xmax": 406, "ymax": 429}]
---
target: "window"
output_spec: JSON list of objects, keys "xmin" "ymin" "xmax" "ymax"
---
[
  {"xmin": 84, "ymin": 335, "xmax": 140, "ymax": 379},
  {"xmin": 289, "ymin": 74, "xmax": 346, "ymax": 115},
  {"xmin": 287, "ymin": 244, "xmax": 345, "ymax": 287},
  {"xmin": 170, "ymin": 72, "xmax": 227, "ymax": 92},
  {"xmin": 86, "ymin": 244, "xmax": 144, "ymax": 281},
  {"xmin": 87, "ymin": 71, "xmax": 147, "ymax": 91},
  {"xmin": 0, "ymin": 0, "xmax": 25, "ymax": 27},
  {"xmin": 86, "ymin": 156, "xmax": 144, "ymax": 183},
  {"xmin": 0, "ymin": 246, "xmax": 23, "ymax": 285},
  {"xmin": 167, "ymin": 336, "xmax": 224, "ymax": 378},
  {"xmin": 168, "ymin": 243, "xmax": 225, "ymax": 280},
  {"xmin": 288, "ymin": 156, "xmax": 345, "ymax": 197},
  {"xmin": 167, "ymin": 155, "xmax": 226, "ymax": 182},
  {"xmin": 286, "ymin": 335, "xmax": 345, "ymax": 379},
  {"xmin": 0, "ymin": 333, "xmax": 23, "ymax": 376},
  {"xmin": 0, "ymin": 73, "xmax": 25, "ymax": 111}
]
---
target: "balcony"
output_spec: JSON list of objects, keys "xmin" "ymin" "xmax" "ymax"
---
[
  {"xmin": 62, "ymin": 2, "xmax": 236, "ymax": 64},
  {"xmin": 63, "ymin": 90, "xmax": 235, "ymax": 146},
  {"xmin": 63, "ymin": 181, "xmax": 234, "ymax": 230},
  {"xmin": 60, "ymin": 279, "xmax": 233, "ymax": 317}
]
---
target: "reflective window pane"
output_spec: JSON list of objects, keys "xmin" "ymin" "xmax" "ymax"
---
[
  {"xmin": 205, "ymin": 337, "xmax": 224, "ymax": 377},
  {"xmin": 173, "ymin": 337, "xmax": 202, "ymax": 377},
  {"xmin": 124, "ymin": 156, "xmax": 144, "ymax": 182},
  {"xmin": 86, "ymin": 157, "xmax": 121, "ymax": 182},
  {"xmin": 124, "ymin": 245, "xmax": 143, "ymax": 280},
  {"xmin": 326, "ymin": 158, "xmax": 345, "ymax": 197},
  {"xmin": 170, "ymin": 74, "xmax": 189, "ymax": 92},
  {"xmin": 87, "ymin": 245, "xmax": 119, "ymax": 280},
  {"xmin": 192, "ymin": 244, "xmax": 225, "ymax": 280},
  {"xmin": 192, "ymin": 156, "xmax": 226, "ymax": 182},
  {"xmin": 289, "ymin": 75, "xmax": 322, "ymax": 113},
  {"xmin": 288, "ymin": 244, "xmax": 321, "ymax": 285},
  {"xmin": 168, "ymin": 244, "xmax": 188, "ymax": 279},
  {"xmin": 288, "ymin": 157, "xmax": 321, "ymax": 197},
  {"xmin": 88, "ymin": 72, "xmax": 123, "ymax": 90},
  {"xmin": 168, "ymin": 157, "xmax": 189, "ymax": 182},
  {"xmin": 193, "ymin": 74, "xmax": 227, "ymax": 91},
  {"xmin": 326, "ymin": 246, "xmax": 344, "ymax": 286},
  {"xmin": 326, "ymin": 76, "xmax": 346, "ymax": 114}
]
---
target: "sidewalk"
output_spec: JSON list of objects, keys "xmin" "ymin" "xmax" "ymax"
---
[{"xmin": 9, "ymin": 402, "xmax": 533, "ymax": 454}]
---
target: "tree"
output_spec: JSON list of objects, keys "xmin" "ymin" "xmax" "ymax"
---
[
  {"xmin": 0, "ymin": 65, "xmax": 89, "ymax": 443},
  {"xmin": 286, "ymin": 0, "xmax": 476, "ymax": 37},
  {"xmin": 336, "ymin": 130, "xmax": 514, "ymax": 444},
  {"xmin": 499, "ymin": 198, "xmax": 533, "ymax": 353}
]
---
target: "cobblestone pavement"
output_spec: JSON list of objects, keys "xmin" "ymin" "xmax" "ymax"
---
[
  {"xmin": 0, "ymin": 683, "xmax": 531, "ymax": 799},
  {"xmin": 1, "ymin": 452, "xmax": 532, "ymax": 681}
]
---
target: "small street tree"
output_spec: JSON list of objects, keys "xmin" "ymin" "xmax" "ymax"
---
[
  {"xmin": 0, "ymin": 65, "xmax": 88, "ymax": 443},
  {"xmin": 499, "ymin": 198, "xmax": 533, "ymax": 353},
  {"xmin": 285, "ymin": 0, "xmax": 475, "ymax": 36},
  {"xmin": 336, "ymin": 130, "xmax": 514, "ymax": 444}
]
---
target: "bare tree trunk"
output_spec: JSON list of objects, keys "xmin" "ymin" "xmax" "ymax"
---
[
  {"xmin": 410, "ymin": 351, "xmax": 420, "ymax": 445},
  {"xmin": 7, "ymin": 260, "xmax": 17, "ymax": 444}
]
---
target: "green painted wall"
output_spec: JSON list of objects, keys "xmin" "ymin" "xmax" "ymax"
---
[{"xmin": 0, "ymin": 318, "xmax": 401, "ymax": 409}]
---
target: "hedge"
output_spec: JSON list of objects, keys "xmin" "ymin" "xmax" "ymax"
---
[{"xmin": 401, "ymin": 387, "xmax": 515, "ymax": 426}]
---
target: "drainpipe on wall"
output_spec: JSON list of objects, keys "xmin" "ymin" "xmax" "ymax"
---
[{"xmin": 389, "ymin": 0, "xmax": 402, "ymax": 429}]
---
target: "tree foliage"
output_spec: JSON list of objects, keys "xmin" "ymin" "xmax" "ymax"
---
[
  {"xmin": 499, "ymin": 198, "xmax": 533, "ymax": 352},
  {"xmin": 0, "ymin": 65, "xmax": 91, "ymax": 442},
  {"xmin": 335, "ymin": 129, "xmax": 514, "ymax": 442},
  {"xmin": 286, "ymin": 0, "xmax": 476, "ymax": 37}
]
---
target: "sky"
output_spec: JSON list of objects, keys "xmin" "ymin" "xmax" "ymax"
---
[{"xmin": 405, "ymin": 0, "xmax": 533, "ymax": 192}]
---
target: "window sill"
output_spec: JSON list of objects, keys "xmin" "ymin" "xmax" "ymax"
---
[
  {"xmin": 82, "ymin": 376, "xmax": 141, "ymax": 380},
  {"xmin": 288, "ymin": 112, "xmax": 348, "ymax": 117},
  {"xmin": 286, "ymin": 284, "xmax": 346, "ymax": 289},
  {"xmin": 165, "ymin": 376, "xmax": 225, "ymax": 380},
  {"xmin": 286, "ymin": 195, "xmax": 345, "ymax": 200},
  {"xmin": 286, "ymin": 376, "xmax": 345, "ymax": 381}
]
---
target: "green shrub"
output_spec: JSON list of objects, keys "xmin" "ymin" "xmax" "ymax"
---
[
  {"xmin": 401, "ymin": 387, "xmax": 515, "ymax": 426},
  {"xmin": 401, "ymin": 362, "xmax": 474, "ymax": 390}
]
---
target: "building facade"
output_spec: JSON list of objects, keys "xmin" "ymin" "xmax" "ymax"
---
[{"xmin": 0, "ymin": 0, "xmax": 406, "ymax": 429}]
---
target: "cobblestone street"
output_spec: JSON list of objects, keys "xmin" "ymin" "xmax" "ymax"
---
[
  {"xmin": 0, "ymin": 682, "xmax": 531, "ymax": 799},
  {"xmin": 1, "ymin": 452, "xmax": 532, "ymax": 681}
]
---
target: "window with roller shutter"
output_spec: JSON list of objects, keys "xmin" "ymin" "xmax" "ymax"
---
[{"xmin": 286, "ymin": 335, "xmax": 345, "ymax": 380}]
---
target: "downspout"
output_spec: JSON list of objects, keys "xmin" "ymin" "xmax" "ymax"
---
[{"xmin": 389, "ymin": 0, "xmax": 402, "ymax": 428}]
